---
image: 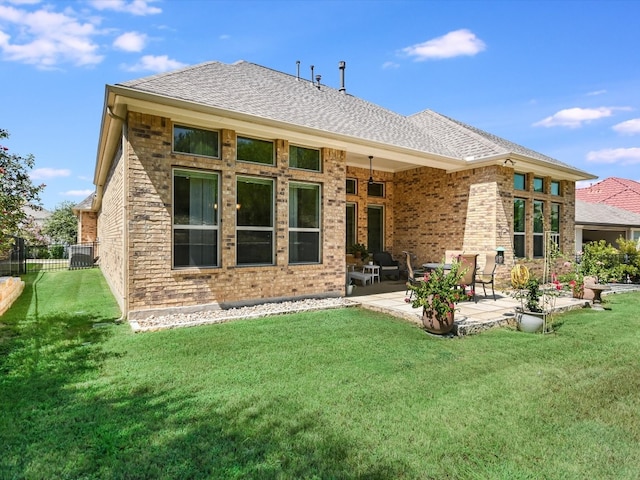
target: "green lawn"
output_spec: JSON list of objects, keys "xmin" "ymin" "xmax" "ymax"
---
[{"xmin": 2, "ymin": 270, "xmax": 640, "ymax": 479}]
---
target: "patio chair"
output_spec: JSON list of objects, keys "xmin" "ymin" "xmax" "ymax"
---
[
  {"xmin": 373, "ymin": 251, "xmax": 400, "ymax": 280},
  {"xmin": 475, "ymin": 253, "xmax": 497, "ymax": 300},
  {"xmin": 457, "ymin": 254, "xmax": 478, "ymax": 303},
  {"xmin": 403, "ymin": 251, "xmax": 426, "ymax": 298}
]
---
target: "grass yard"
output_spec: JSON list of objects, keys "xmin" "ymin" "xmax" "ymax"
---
[{"xmin": 1, "ymin": 270, "xmax": 640, "ymax": 479}]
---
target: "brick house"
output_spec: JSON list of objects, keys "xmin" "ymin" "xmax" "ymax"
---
[{"xmin": 84, "ymin": 60, "xmax": 595, "ymax": 318}]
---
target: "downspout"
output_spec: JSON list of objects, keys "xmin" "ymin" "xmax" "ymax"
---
[{"xmin": 121, "ymin": 117, "xmax": 130, "ymax": 319}]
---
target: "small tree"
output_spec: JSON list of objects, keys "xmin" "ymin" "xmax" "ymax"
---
[
  {"xmin": 0, "ymin": 129, "xmax": 45, "ymax": 256},
  {"xmin": 42, "ymin": 201, "xmax": 78, "ymax": 245}
]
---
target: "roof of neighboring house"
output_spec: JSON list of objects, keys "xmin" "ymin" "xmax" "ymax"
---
[
  {"xmin": 23, "ymin": 204, "xmax": 50, "ymax": 222},
  {"xmin": 576, "ymin": 199, "xmax": 640, "ymax": 227},
  {"xmin": 113, "ymin": 60, "xmax": 593, "ymax": 179},
  {"xmin": 576, "ymin": 177, "xmax": 640, "ymax": 214}
]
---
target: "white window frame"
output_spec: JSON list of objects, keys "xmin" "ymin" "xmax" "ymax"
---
[
  {"xmin": 289, "ymin": 182, "xmax": 321, "ymax": 264},
  {"xmin": 172, "ymin": 168, "xmax": 220, "ymax": 269}
]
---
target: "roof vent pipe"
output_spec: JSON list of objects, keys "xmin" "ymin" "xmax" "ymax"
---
[
  {"xmin": 310, "ymin": 65, "xmax": 314, "ymax": 83},
  {"xmin": 315, "ymin": 74, "xmax": 321, "ymax": 88},
  {"xmin": 338, "ymin": 61, "xmax": 346, "ymax": 93},
  {"xmin": 296, "ymin": 60, "xmax": 300, "ymax": 80}
]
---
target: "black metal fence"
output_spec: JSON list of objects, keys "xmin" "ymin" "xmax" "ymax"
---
[{"xmin": 0, "ymin": 238, "xmax": 99, "ymax": 274}]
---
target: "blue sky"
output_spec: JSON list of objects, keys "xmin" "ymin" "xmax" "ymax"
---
[{"xmin": 1, "ymin": 0, "xmax": 639, "ymax": 211}]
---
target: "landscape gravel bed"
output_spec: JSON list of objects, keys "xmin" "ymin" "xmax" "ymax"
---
[{"xmin": 130, "ymin": 297, "xmax": 359, "ymax": 332}]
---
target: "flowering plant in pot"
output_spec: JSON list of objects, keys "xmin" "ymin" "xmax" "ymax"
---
[
  {"xmin": 405, "ymin": 259, "xmax": 471, "ymax": 334},
  {"xmin": 510, "ymin": 265, "xmax": 564, "ymax": 332}
]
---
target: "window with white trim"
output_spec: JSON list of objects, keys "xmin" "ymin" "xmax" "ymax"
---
[
  {"xmin": 236, "ymin": 176, "xmax": 274, "ymax": 265},
  {"xmin": 173, "ymin": 169, "xmax": 219, "ymax": 268},
  {"xmin": 237, "ymin": 136, "xmax": 274, "ymax": 165},
  {"xmin": 533, "ymin": 200, "xmax": 544, "ymax": 257},
  {"xmin": 290, "ymin": 145, "xmax": 321, "ymax": 171},
  {"xmin": 289, "ymin": 182, "xmax": 321, "ymax": 263},
  {"xmin": 346, "ymin": 203, "xmax": 356, "ymax": 248},
  {"xmin": 514, "ymin": 198, "xmax": 526, "ymax": 258},
  {"xmin": 173, "ymin": 125, "xmax": 219, "ymax": 158}
]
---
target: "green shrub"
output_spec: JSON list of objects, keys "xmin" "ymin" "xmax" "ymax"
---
[{"xmin": 49, "ymin": 245, "xmax": 65, "ymax": 259}]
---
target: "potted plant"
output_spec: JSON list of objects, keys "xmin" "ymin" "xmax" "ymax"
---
[
  {"xmin": 349, "ymin": 243, "xmax": 369, "ymax": 262},
  {"xmin": 510, "ymin": 265, "xmax": 562, "ymax": 333},
  {"xmin": 405, "ymin": 259, "xmax": 471, "ymax": 335}
]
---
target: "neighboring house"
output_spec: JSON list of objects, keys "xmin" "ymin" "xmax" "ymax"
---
[
  {"xmin": 575, "ymin": 200, "xmax": 640, "ymax": 249},
  {"xmin": 576, "ymin": 177, "xmax": 640, "ymax": 215},
  {"xmin": 83, "ymin": 60, "xmax": 595, "ymax": 318},
  {"xmin": 72, "ymin": 193, "xmax": 97, "ymax": 244}
]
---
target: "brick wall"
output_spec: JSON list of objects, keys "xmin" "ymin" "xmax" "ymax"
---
[
  {"xmin": 122, "ymin": 112, "xmax": 346, "ymax": 315},
  {"xmin": 78, "ymin": 211, "xmax": 97, "ymax": 243},
  {"xmin": 97, "ymin": 143, "xmax": 126, "ymax": 312}
]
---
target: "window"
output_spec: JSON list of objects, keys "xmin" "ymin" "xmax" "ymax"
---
[
  {"xmin": 533, "ymin": 177, "xmax": 544, "ymax": 193},
  {"xmin": 513, "ymin": 198, "xmax": 525, "ymax": 258},
  {"xmin": 346, "ymin": 178, "xmax": 357, "ymax": 195},
  {"xmin": 514, "ymin": 173, "xmax": 526, "ymax": 191},
  {"xmin": 290, "ymin": 145, "xmax": 321, "ymax": 171},
  {"xmin": 346, "ymin": 203, "xmax": 356, "ymax": 248},
  {"xmin": 550, "ymin": 203, "xmax": 561, "ymax": 250},
  {"xmin": 367, "ymin": 181, "xmax": 384, "ymax": 197},
  {"xmin": 289, "ymin": 182, "xmax": 321, "ymax": 263},
  {"xmin": 237, "ymin": 136, "xmax": 274, "ymax": 165},
  {"xmin": 173, "ymin": 169, "xmax": 219, "ymax": 268},
  {"xmin": 236, "ymin": 176, "xmax": 274, "ymax": 265},
  {"xmin": 551, "ymin": 180, "xmax": 560, "ymax": 196},
  {"xmin": 533, "ymin": 200, "xmax": 544, "ymax": 257},
  {"xmin": 173, "ymin": 125, "xmax": 219, "ymax": 157},
  {"xmin": 367, "ymin": 205, "xmax": 384, "ymax": 253}
]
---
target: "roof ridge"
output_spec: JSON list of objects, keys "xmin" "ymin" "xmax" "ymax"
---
[{"xmin": 422, "ymin": 109, "xmax": 508, "ymax": 158}]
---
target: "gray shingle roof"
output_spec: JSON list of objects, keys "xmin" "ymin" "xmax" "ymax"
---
[
  {"xmin": 119, "ymin": 61, "xmax": 458, "ymax": 158},
  {"xmin": 408, "ymin": 109, "xmax": 582, "ymax": 171},
  {"xmin": 576, "ymin": 200, "xmax": 640, "ymax": 227},
  {"xmin": 118, "ymin": 60, "xmax": 588, "ymax": 173},
  {"xmin": 74, "ymin": 193, "xmax": 95, "ymax": 211}
]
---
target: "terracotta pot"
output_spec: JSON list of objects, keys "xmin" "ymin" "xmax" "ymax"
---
[{"xmin": 422, "ymin": 306, "xmax": 455, "ymax": 335}]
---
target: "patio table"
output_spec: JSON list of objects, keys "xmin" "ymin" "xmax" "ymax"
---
[{"xmin": 422, "ymin": 262, "xmax": 452, "ymax": 272}]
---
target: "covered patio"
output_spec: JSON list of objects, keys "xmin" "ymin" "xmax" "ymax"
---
[{"xmin": 347, "ymin": 280, "xmax": 590, "ymax": 336}]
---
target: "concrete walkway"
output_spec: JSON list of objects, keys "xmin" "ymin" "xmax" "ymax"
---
[{"xmin": 347, "ymin": 280, "xmax": 591, "ymax": 336}]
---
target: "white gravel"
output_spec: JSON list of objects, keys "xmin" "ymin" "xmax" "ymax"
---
[{"xmin": 130, "ymin": 297, "xmax": 359, "ymax": 332}]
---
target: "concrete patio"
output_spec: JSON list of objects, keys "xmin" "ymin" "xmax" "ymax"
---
[{"xmin": 347, "ymin": 279, "xmax": 591, "ymax": 336}]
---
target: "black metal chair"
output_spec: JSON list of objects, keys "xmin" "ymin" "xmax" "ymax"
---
[{"xmin": 373, "ymin": 251, "xmax": 400, "ymax": 280}]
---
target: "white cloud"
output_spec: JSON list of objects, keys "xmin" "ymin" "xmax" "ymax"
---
[
  {"xmin": 89, "ymin": 0, "xmax": 161, "ymax": 16},
  {"xmin": 612, "ymin": 118, "xmax": 640, "ymax": 135},
  {"xmin": 30, "ymin": 167, "xmax": 71, "ymax": 180},
  {"xmin": 586, "ymin": 89, "xmax": 607, "ymax": 96},
  {"xmin": 113, "ymin": 31, "xmax": 147, "ymax": 52},
  {"xmin": 586, "ymin": 147, "xmax": 640, "ymax": 165},
  {"xmin": 382, "ymin": 61, "xmax": 399, "ymax": 69},
  {"xmin": 124, "ymin": 54, "xmax": 185, "ymax": 72},
  {"xmin": 219, "ymin": 34, "xmax": 230, "ymax": 40},
  {"xmin": 0, "ymin": 4, "xmax": 103, "ymax": 68},
  {"xmin": 533, "ymin": 107, "xmax": 630, "ymax": 128},
  {"xmin": 402, "ymin": 29, "xmax": 486, "ymax": 61},
  {"xmin": 61, "ymin": 189, "xmax": 95, "ymax": 196}
]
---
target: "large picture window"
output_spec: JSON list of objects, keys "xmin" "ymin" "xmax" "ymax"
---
[
  {"xmin": 236, "ymin": 176, "xmax": 274, "ymax": 265},
  {"xmin": 533, "ymin": 200, "xmax": 544, "ymax": 258},
  {"xmin": 289, "ymin": 182, "xmax": 321, "ymax": 263},
  {"xmin": 514, "ymin": 198, "xmax": 525, "ymax": 258},
  {"xmin": 173, "ymin": 169, "xmax": 219, "ymax": 268},
  {"xmin": 173, "ymin": 125, "xmax": 219, "ymax": 158},
  {"xmin": 237, "ymin": 136, "xmax": 274, "ymax": 165},
  {"xmin": 290, "ymin": 145, "xmax": 321, "ymax": 171}
]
